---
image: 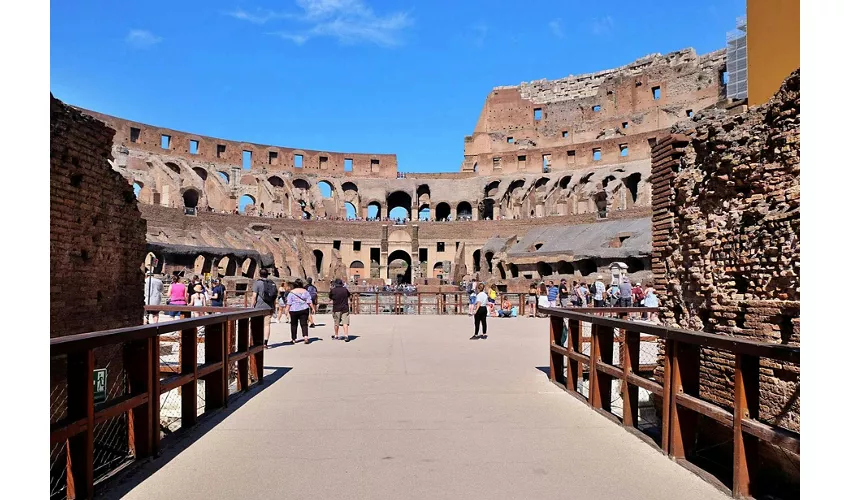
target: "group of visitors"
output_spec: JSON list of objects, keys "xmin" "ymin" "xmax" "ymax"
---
[
  {"xmin": 524, "ymin": 276, "xmax": 658, "ymax": 313},
  {"xmin": 144, "ymin": 272, "xmax": 226, "ymax": 323}
]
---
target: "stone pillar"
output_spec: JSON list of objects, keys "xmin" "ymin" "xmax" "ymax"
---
[
  {"xmin": 472, "ymin": 203, "xmax": 479, "ymax": 221},
  {"xmin": 450, "ymin": 205, "xmax": 457, "ymax": 221},
  {"xmin": 380, "ymin": 225, "xmax": 389, "ymax": 281}
]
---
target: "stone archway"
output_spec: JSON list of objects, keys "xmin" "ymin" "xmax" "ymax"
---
[{"xmin": 387, "ymin": 249, "xmax": 412, "ymax": 284}]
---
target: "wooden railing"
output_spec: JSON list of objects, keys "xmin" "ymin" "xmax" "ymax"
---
[
  {"xmin": 50, "ymin": 306, "xmax": 271, "ymax": 499},
  {"xmin": 541, "ymin": 306, "xmax": 800, "ymax": 498}
]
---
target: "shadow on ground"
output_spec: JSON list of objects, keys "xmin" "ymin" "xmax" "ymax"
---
[{"xmin": 96, "ymin": 366, "xmax": 292, "ymax": 500}]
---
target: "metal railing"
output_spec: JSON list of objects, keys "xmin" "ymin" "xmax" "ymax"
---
[
  {"xmin": 541, "ymin": 306, "xmax": 800, "ymax": 498},
  {"xmin": 50, "ymin": 306, "xmax": 270, "ymax": 499}
]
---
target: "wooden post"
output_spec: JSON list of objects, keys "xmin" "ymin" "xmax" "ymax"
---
[
  {"xmin": 661, "ymin": 338, "xmax": 674, "ymax": 455},
  {"xmin": 733, "ymin": 354, "xmax": 760, "ymax": 498},
  {"xmin": 203, "ymin": 323, "xmax": 226, "ymax": 410},
  {"xmin": 181, "ymin": 327, "xmax": 198, "ymax": 427},
  {"xmin": 592, "ymin": 324, "xmax": 614, "ymax": 411},
  {"xmin": 417, "ymin": 292, "xmax": 421, "ymax": 314},
  {"xmin": 667, "ymin": 341, "xmax": 700, "ymax": 460},
  {"xmin": 125, "ymin": 338, "xmax": 153, "ymax": 458},
  {"xmin": 375, "ymin": 293, "xmax": 379, "ymax": 314},
  {"xmin": 237, "ymin": 318, "xmax": 249, "ymax": 392},
  {"xmin": 151, "ymin": 334, "xmax": 161, "ymax": 455},
  {"xmin": 566, "ymin": 319, "xmax": 580, "ymax": 393},
  {"xmin": 621, "ymin": 329, "xmax": 640, "ymax": 428},
  {"xmin": 549, "ymin": 317, "xmax": 565, "ymax": 385},
  {"xmin": 250, "ymin": 315, "xmax": 266, "ymax": 384},
  {"xmin": 66, "ymin": 349, "xmax": 95, "ymax": 499}
]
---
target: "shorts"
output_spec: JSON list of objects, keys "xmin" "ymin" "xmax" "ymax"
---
[
  {"xmin": 333, "ymin": 311, "xmax": 350, "ymax": 326},
  {"xmin": 526, "ymin": 296, "xmax": 536, "ymax": 305},
  {"xmin": 277, "ymin": 297, "xmax": 285, "ymax": 306}
]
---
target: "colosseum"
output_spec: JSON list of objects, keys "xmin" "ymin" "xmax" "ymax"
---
[{"xmin": 76, "ymin": 47, "xmax": 729, "ymax": 293}]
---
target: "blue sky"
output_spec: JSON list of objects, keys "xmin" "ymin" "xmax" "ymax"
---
[{"xmin": 50, "ymin": 0, "xmax": 743, "ymax": 173}]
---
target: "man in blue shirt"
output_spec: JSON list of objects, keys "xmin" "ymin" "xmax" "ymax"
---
[{"xmin": 547, "ymin": 280, "xmax": 559, "ymax": 306}]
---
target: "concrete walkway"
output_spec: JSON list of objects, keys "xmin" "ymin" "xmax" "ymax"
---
[{"xmin": 116, "ymin": 315, "xmax": 728, "ymax": 500}]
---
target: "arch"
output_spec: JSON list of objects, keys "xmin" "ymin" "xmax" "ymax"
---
[
  {"xmin": 192, "ymin": 167, "xmax": 208, "ymax": 181},
  {"xmin": 350, "ymin": 260, "xmax": 365, "ymax": 269},
  {"xmin": 456, "ymin": 201, "xmax": 473, "ymax": 220},
  {"xmin": 485, "ymin": 252, "xmax": 494, "ymax": 273},
  {"xmin": 559, "ymin": 176, "xmax": 573, "ymax": 189},
  {"xmin": 183, "ymin": 189, "xmax": 200, "ymax": 208},
  {"xmin": 165, "ymin": 162, "xmax": 181, "ymax": 174},
  {"xmin": 481, "ymin": 199, "xmax": 495, "ymax": 219},
  {"xmin": 387, "ymin": 249, "xmax": 412, "ymax": 284},
  {"xmin": 313, "ymin": 250, "xmax": 324, "ymax": 276},
  {"xmin": 217, "ymin": 171, "xmax": 230, "ymax": 184},
  {"xmin": 536, "ymin": 261, "xmax": 553, "ymax": 277},
  {"xmin": 318, "ymin": 180, "xmax": 334, "ymax": 199},
  {"xmin": 268, "ymin": 175, "xmax": 285, "ymax": 188},
  {"xmin": 496, "ymin": 262, "xmax": 506, "ymax": 280},
  {"xmin": 433, "ymin": 262, "xmax": 444, "ymax": 274},
  {"xmin": 556, "ymin": 260, "xmax": 575, "ymax": 275},
  {"xmin": 485, "ymin": 180, "xmax": 500, "ymax": 198},
  {"xmin": 292, "ymin": 178, "xmax": 311, "ymax": 191},
  {"xmin": 508, "ymin": 263, "xmax": 519, "ymax": 279},
  {"xmin": 218, "ymin": 255, "xmax": 237, "ymax": 276},
  {"xmin": 342, "ymin": 181, "xmax": 358, "ymax": 193},
  {"xmin": 575, "ymin": 259, "xmax": 598, "ymax": 276},
  {"xmin": 241, "ymin": 258, "xmax": 257, "ymax": 278},
  {"xmin": 534, "ymin": 177, "xmax": 550, "ymax": 192},
  {"xmin": 367, "ymin": 201, "xmax": 382, "ymax": 220},
  {"xmin": 345, "ymin": 201, "xmax": 357, "ymax": 219},
  {"xmin": 387, "ymin": 191, "xmax": 412, "ymax": 220},
  {"xmin": 626, "ymin": 257, "xmax": 646, "ymax": 272},
  {"xmin": 472, "ymin": 249, "xmax": 481, "ymax": 273},
  {"xmin": 624, "ymin": 173, "xmax": 641, "ymax": 204},
  {"xmin": 193, "ymin": 255, "xmax": 206, "ymax": 274},
  {"xmin": 238, "ymin": 194, "xmax": 256, "ymax": 214},
  {"xmin": 133, "ymin": 181, "xmax": 143, "ymax": 199},
  {"xmin": 418, "ymin": 205, "xmax": 430, "ymax": 221},
  {"xmin": 506, "ymin": 179, "xmax": 526, "ymax": 195},
  {"xmin": 472, "ymin": 162, "xmax": 478, "ymax": 172},
  {"xmin": 435, "ymin": 202, "xmax": 451, "ymax": 221},
  {"xmin": 416, "ymin": 184, "xmax": 431, "ymax": 205}
]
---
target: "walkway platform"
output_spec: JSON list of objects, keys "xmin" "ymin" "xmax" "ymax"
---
[{"xmin": 105, "ymin": 315, "xmax": 729, "ymax": 500}]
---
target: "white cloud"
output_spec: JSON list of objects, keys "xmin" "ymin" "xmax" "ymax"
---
[
  {"xmin": 591, "ymin": 16, "xmax": 614, "ymax": 36},
  {"xmin": 229, "ymin": 1, "xmax": 412, "ymax": 47},
  {"xmin": 549, "ymin": 18, "xmax": 564, "ymax": 38},
  {"xmin": 125, "ymin": 30, "xmax": 162, "ymax": 48}
]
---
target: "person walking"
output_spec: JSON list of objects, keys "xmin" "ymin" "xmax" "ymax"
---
[
  {"xmin": 275, "ymin": 282, "xmax": 290, "ymax": 323},
  {"xmin": 592, "ymin": 276, "xmax": 606, "ymax": 308},
  {"xmin": 471, "ymin": 283, "xmax": 489, "ymax": 339},
  {"xmin": 558, "ymin": 279, "xmax": 571, "ymax": 307},
  {"xmin": 144, "ymin": 272, "xmax": 164, "ymax": 324},
  {"xmin": 168, "ymin": 276, "xmax": 188, "ymax": 317},
  {"xmin": 285, "ymin": 279, "xmax": 315, "ymax": 344},
  {"xmin": 328, "ymin": 279, "xmax": 352, "ymax": 341},
  {"xmin": 526, "ymin": 282, "xmax": 538, "ymax": 317},
  {"xmin": 252, "ymin": 269, "xmax": 277, "ymax": 347},
  {"xmin": 306, "ymin": 277, "xmax": 319, "ymax": 328},
  {"xmin": 619, "ymin": 276, "xmax": 633, "ymax": 307},
  {"xmin": 209, "ymin": 278, "xmax": 226, "ymax": 307}
]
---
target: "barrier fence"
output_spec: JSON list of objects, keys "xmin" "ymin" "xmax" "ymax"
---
[
  {"xmin": 541, "ymin": 306, "xmax": 800, "ymax": 498},
  {"xmin": 50, "ymin": 306, "xmax": 270, "ymax": 500}
]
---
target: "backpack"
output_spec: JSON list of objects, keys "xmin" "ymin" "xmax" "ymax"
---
[
  {"xmin": 307, "ymin": 284, "xmax": 318, "ymax": 301},
  {"xmin": 260, "ymin": 279, "xmax": 277, "ymax": 305},
  {"xmin": 589, "ymin": 283, "xmax": 597, "ymax": 295}
]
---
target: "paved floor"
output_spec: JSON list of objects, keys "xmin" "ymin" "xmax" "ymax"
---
[{"xmin": 116, "ymin": 315, "xmax": 728, "ymax": 500}]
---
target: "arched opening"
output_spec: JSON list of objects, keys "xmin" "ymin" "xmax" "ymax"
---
[
  {"xmin": 367, "ymin": 201, "xmax": 382, "ymax": 220},
  {"xmin": 575, "ymin": 259, "xmax": 598, "ymax": 276},
  {"xmin": 435, "ymin": 202, "xmax": 451, "ymax": 221},
  {"xmin": 534, "ymin": 177, "xmax": 550, "ymax": 192},
  {"xmin": 536, "ymin": 261, "xmax": 553, "ymax": 277},
  {"xmin": 472, "ymin": 162, "xmax": 478, "ymax": 172},
  {"xmin": 268, "ymin": 176, "xmax": 285, "ymax": 188},
  {"xmin": 350, "ymin": 260, "xmax": 365, "ymax": 279},
  {"xmin": 626, "ymin": 257, "xmax": 646, "ymax": 272},
  {"xmin": 508, "ymin": 263, "xmax": 519, "ymax": 279},
  {"xmin": 556, "ymin": 261, "xmax": 574, "ymax": 275},
  {"xmin": 241, "ymin": 258, "xmax": 257, "ymax": 278},
  {"xmin": 345, "ymin": 202, "xmax": 357, "ymax": 219},
  {"xmin": 481, "ymin": 199, "xmax": 495, "ymax": 219},
  {"xmin": 193, "ymin": 255, "xmax": 206, "ymax": 274},
  {"xmin": 313, "ymin": 250, "xmax": 324, "ymax": 276},
  {"xmin": 238, "ymin": 194, "xmax": 256, "ymax": 214},
  {"xmin": 416, "ymin": 184, "xmax": 431, "ymax": 204},
  {"xmin": 496, "ymin": 262, "xmax": 506, "ymax": 279},
  {"xmin": 456, "ymin": 201, "xmax": 473, "ymax": 220},
  {"xmin": 485, "ymin": 252, "xmax": 494, "ymax": 273},
  {"xmin": 625, "ymin": 173, "xmax": 641, "ymax": 204},
  {"xmin": 472, "ymin": 249, "xmax": 481, "ymax": 273},
  {"xmin": 133, "ymin": 181, "xmax": 143, "ymax": 199},
  {"xmin": 183, "ymin": 189, "xmax": 200, "ymax": 208},
  {"xmin": 342, "ymin": 181, "xmax": 358, "ymax": 193},
  {"xmin": 218, "ymin": 255, "xmax": 237, "ymax": 276},
  {"xmin": 432, "ymin": 262, "xmax": 444, "ymax": 277},
  {"xmin": 292, "ymin": 179, "xmax": 310, "ymax": 191},
  {"xmin": 318, "ymin": 181, "xmax": 334, "ymax": 199},
  {"xmin": 165, "ymin": 162, "xmax": 181, "ymax": 174},
  {"xmin": 387, "ymin": 191, "xmax": 412, "ymax": 221},
  {"xmin": 594, "ymin": 191, "xmax": 608, "ymax": 218},
  {"xmin": 485, "ymin": 181, "xmax": 500, "ymax": 198},
  {"xmin": 144, "ymin": 252, "xmax": 163, "ymax": 274},
  {"xmin": 418, "ymin": 205, "xmax": 430, "ymax": 221},
  {"xmin": 350, "ymin": 260, "xmax": 365, "ymax": 269},
  {"xmin": 217, "ymin": 171, "xmax": 230, "ymax": 184},
  {"xmin": 559, "ymin": 176, "xmax": 572, "ymax": 190},
  {"xmin": 387, "ymin": 249, "xmax": 412, "ymax": 284},
  {"xmin": 192, "ymin": 167, "xmax": 208, "ymax": 181}
]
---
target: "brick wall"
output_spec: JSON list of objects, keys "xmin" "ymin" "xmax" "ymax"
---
[
  {"xmin": 51, "ymin": 95, "xmax": 148, "ymax": 337},
  {"xmin": 650, "ymin": 70, "xmax": 800, "ymax": 431}
]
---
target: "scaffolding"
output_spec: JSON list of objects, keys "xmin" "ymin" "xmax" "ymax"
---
[{"xmin": 726, "ymin": 15, "xmax": 748, "ymax": 101}]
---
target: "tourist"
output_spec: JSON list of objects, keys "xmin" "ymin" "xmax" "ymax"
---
[
  {"xmin": 286, "ymin": 279, "xmax": 314, "ymax": 344},
  {"xmin": 497, "ymin": 295, "xmax": 513, "ymax": 317},
  {"xmin": 633, "ymin": 282, "xmax": 645, "ymax": 307},
  {"xmin": 190, "ymin": 284, "xmax": 206, "ymax": 316},
  {"xmin": 537, "ymin": 283, "xmax": 550, "ymax": 313},
  {"xmin": 607, "ymin": 282, "xmax": 621, "ymax": 307},
  {"xmin": 558, "ymin": 279, "xmax": 570, "ymax": 307},
  {"xmin": 526, "ymin": 282, "xmax": 538, "ymax": 317},
  {"xmin": 547, "ymin": 280, "xmax": 558, "ymax": 306},
  {"xmin": 471, "ymin": 283, "xmax": 489, "ymax": 339},
  {"xmin": 144, "ymin": 271, "xmax": 163, "ymax": 324},
  {"xmin": 251, "ymin": 269, "xmax": 277, "ymax": 347},
  {"xmin": 328, "ymin": 278, "xmax": 352, "ymax": 341},
  {"xmin": 168, "ymin": 276, "xmax": 188, "ymax": 317},
  {"xmin": 275, "ymin": 282, "xmax": 289, "ymax": 323},
  {"xmin": 209, "ymin": 278, "xmax": 225, "ymax": 307},
  {"xmin": 467, "ymin": 278, "xmax": 478, "ymax": 316},
  {"xmin": 579, "ymin": 282, "xmax": 590, "ymax": 307},
  {"xmin": 592, "ymin": 276, "xmax": 606, "ymax": 307},
  {"xmin": 619, "ymin": 276, "xmax": 633, "ymax": 307},
  {"xmin": 306, "ymin": 277, "xmax": 319, "ymax": 328},
  {"xmin": 643, "ymin": 286, "xmax": 659, "ymax": 323},
  {"xmin": 569, "ymin": 280, "xmax": 581, "ymax": 307}
]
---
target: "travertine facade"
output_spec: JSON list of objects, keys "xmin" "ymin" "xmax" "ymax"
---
[{"xmin": 651, "ymin": 70, "xmax": 800, "ymax": 432}]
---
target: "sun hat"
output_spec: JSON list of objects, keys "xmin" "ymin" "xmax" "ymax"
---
[{"xmin": 193, "ymin": 285, "xmax": 203, "ymax": 292}]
